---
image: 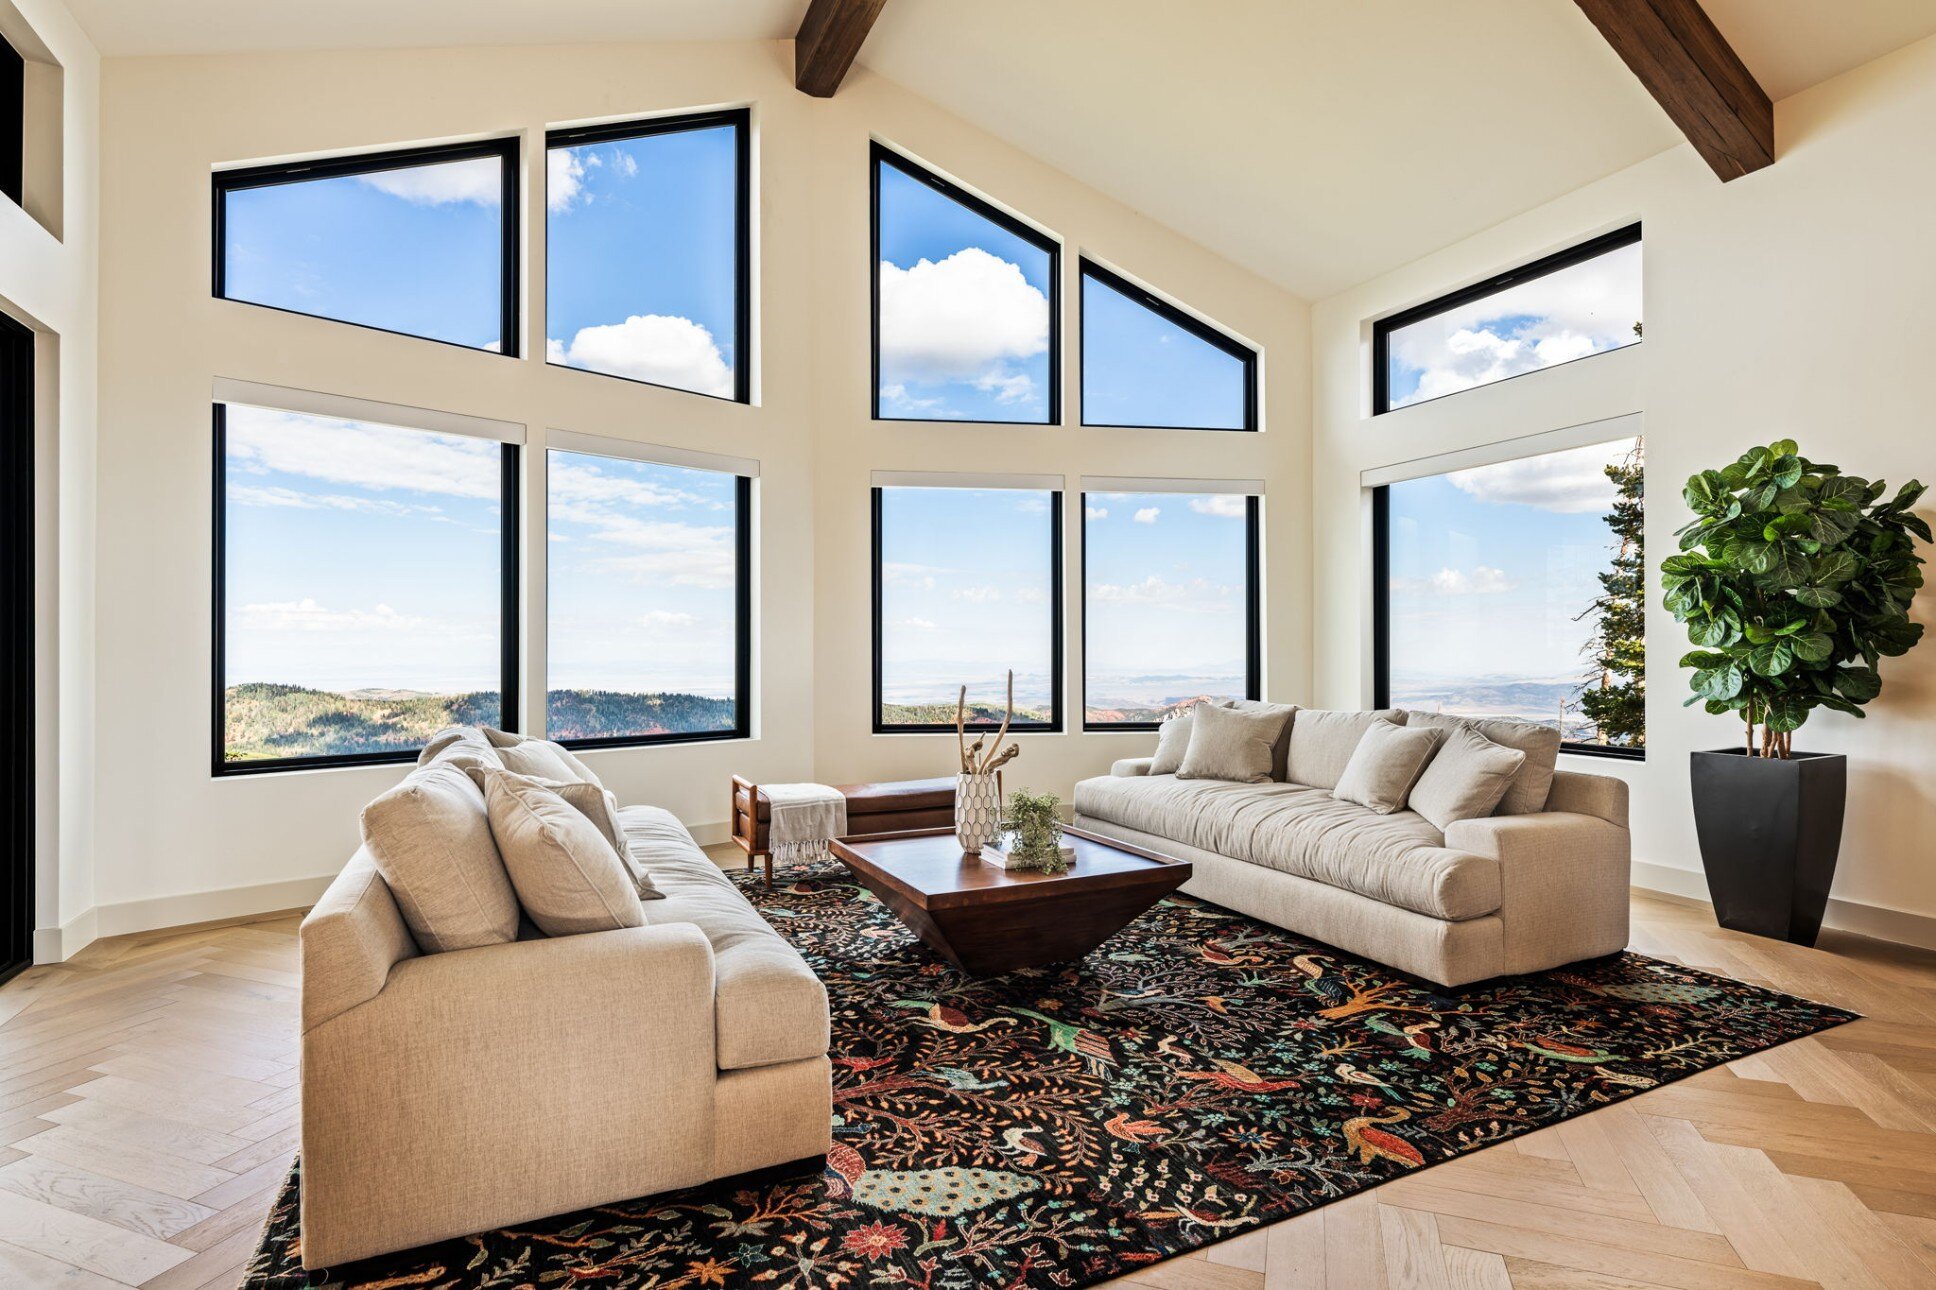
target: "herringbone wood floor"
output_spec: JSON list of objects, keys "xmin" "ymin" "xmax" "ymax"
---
[{"xmin": 3, "ymin": 868, "xmax": 1934, "ymax": 1288}]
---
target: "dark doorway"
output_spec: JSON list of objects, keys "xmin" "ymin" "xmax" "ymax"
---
[{"xmin": 0, "ymin": 311, "xmax": 31, "ymax": 985}]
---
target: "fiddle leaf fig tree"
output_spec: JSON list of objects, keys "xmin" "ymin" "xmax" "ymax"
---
[{"xmin": 1663, "ymin": 440, "xmax": 1927, "ymax": 758}]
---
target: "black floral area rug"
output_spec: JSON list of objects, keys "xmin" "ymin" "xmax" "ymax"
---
[{"xmin": 245, "ymin": 859, "xmax": 1856, "ymax": 1288}]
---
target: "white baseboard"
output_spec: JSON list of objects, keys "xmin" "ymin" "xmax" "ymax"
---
[{"xmin": 1633, "ymin": 858, "xmax": 1936, "ymax": 952}]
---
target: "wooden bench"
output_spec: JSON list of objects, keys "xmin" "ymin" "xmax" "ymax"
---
[{"xmin": 730, "ymin": 775, "xmax": 956, "ymax": 886}]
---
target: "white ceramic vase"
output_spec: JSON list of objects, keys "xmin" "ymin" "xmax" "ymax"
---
[{"xmin": 955, "ymin": 772, "xmax": 1001, "ymax": 854}]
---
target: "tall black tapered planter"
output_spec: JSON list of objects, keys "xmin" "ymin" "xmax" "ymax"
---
[{"xmin": 1690, "ymin": 749, "xmax": 1846, "ymax": 946}]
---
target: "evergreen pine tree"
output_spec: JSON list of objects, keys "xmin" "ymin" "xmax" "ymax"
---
[{"xmin": 1578, "ymin": 441, "xmax": 1646, "ymax": 746}]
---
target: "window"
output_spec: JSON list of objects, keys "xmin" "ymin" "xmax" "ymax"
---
[
  {"xmin": 1374, "ymin": 225, "xmax": 1641, "ymax": 414},
  {"xmin": 1080, "ymin": 261, "xmax": 1256, "ymax": 431},
  {"xmin": 873, "ymin": 481, "xmax": 1062, "ymax": 731},
  {"xmin": 546, "ymin": 442, "xmax": 752, "ymax": 746},
  {"xmin": 213, "ymin": 139, "xmax": 519, "ymax": 353},
  {"xmin": 872, "ymin": 144, "xmax": 1058, "ymax": 424},
  {"xmin": 1083, "ymin": 487, "xmax": 1260, "ymax": 728},
  {"xmin": 1374, "ymin": 433, "xmax": 1645, "ymax": 756},
  {"xmin": 0, "ymin": 32, "xmax": 20, "ymax": 207},
  {"xmin": 547, "ymin": 110, "xmax": 750, "ymax": 402},
  {"xmin": 213, "ymin": 399, "xmax": 518, "ymax": 773}
]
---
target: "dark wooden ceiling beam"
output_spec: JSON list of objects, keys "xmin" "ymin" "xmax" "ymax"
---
[
  {"xmin": 1573, "ymin": 0, "xmax": 1773, "ymax": 180},
  {"xmin": 795, "ymin": 0, "xmax": 890, "ymax": 98}
]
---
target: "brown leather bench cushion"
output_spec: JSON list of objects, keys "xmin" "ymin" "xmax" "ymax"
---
[{"xmin": 735, "ymin": 776, "xmax": 956, "ymax": 823}]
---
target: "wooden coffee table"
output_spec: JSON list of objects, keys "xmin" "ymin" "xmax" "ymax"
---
[{"xmin": 829, "ymin": 826, "xmax": 1192, "ymax": 976}]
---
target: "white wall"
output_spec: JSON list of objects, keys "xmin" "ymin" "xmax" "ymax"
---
[
  {"xmin": 1311, "ymin": 34, "xmax": 1936, "ymax": 946},
  {"xmin": 89, "ymin": 43, "xmax": 1309, "ymax": 938},
  {"xmin": 0, "ymin": 0, "xmax": 97, "ymax": 960}
]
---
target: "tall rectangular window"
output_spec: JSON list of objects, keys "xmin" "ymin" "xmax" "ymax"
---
[
  {"xmin": 1080, "ymin": 261, "xmax": 1256, "ymax": 431},
  {"xmin": 1083, "ymin": 488, "xmax": 1260, "ymax": 728},
  {"xmin": 546, "ymin": 444, "xmax": 751, "ymax": 745},
  {"xmin": 214, "ymin": 139, "xmax": 519, "ymax": 353},
  {"xmin": 0, "ymin": 33, "xmax": 21, "ymax": 207},
  {"xmin": 1375, "ymin": 434, "xmax": 1645, "ymax": 755},
  {"xmin": 547, "ymin": 110, "xmax": 750, "ymax": 402},
  {"xmin": 214, "ymin": 400, "xmax": 519, "ymax": 774},
  {"xmin": 872, "ymin": 144, "xmax": 1058, "ymax": 424},
  {"xmin": 1374, "ymin": 225, "xmax": 1640, "ymax": 414},
  {"xmin": 873, "ymin": 482, "xmax": 1062, "ymax": 731}
]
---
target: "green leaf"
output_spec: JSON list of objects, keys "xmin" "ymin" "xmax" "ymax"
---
[
  {"xmin": 1834, "ymin": 667, "xmax": 1882, "ymax": 703},
  {"xmin": 1764, "ymin": 545, "xmax": 1812, "ymax": 585},
  {"xmin": 1771, "ymin": 456, "xmax": 1804, "ymax": 489},
  {"xmin": 1811, "ymin": 549, "xmax": 1859, "ymax": 584},
  {"xmin": 1680, "ymin": 650, "xmax": 1729, "ymax": 670},
  {"xmin": 1740, "ymin": 542, "xmax": 1778, "ymax": 574},
  {"xmin": 1748, "ymin": 640, "xmax": 1796, "ymax": 676},
  {"xmin": 1694, "ymin": 665, "xmax": 1744, "ymax": 701},
  {"xmin": 1689, "ymin": 615, "xmax": 1736, "ymax": 647},
  {"xmin": 1682, "ymin": 471, "xmax": 1727, "ymax": 512},
  {"xmin": 1790, "ymin": 632, "xmax": 1834, "ymax": 663},
  {"xmin": 1792, "ymin": 585, "xmax": 1842, "ymax": 608}
]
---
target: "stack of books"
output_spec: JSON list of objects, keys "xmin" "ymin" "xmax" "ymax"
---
[{"xmin": 979, "ymin": 834, "xmax": 1076, "ymax": 870}]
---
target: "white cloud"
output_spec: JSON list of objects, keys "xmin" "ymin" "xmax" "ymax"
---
[
  {"xmin": 1089, "ymin": 575, "xmax": 1234, "ymax": 609},
  {"xmin": 236, "ymin": 598, "xmax": 430, "ymax": 633},
  {"xmin": 548, "ymin": 315, "xmax": 734, "ymax": 399},
  {"xmin": 883, "ymin": 562, "xmax": 943, "ymax": 590},
  {"xmin": 356, "ymin": 156, "xmax": 501, "ymax": 207},
  {"xmin": 1188, "ymin": 495, "xmax": 1247, "ymax": 518},
  {"xmin": 549, "ymin": 502, "xmax": 735, "ymax": 588},
  {"xmin": 952, "ymin": 586, "xmax": 1002, "ymax": 604},
  {"xmin": 226, "ymin": 484, "xmax": 443, "ymax": 519},
  {"xmin": 638, "ymin": 609, "xmax": 698, "ymax": 632},
  {"xmin": 1085, "ymin": 506, "xmax": 1109, "ymax": 521},
  {"xmin": 974, "ymin": 371, "xmax": 1035, "ymax": 404},
  {"xmin": 548, "ymin": 149, "xmax": 588, "ymax": 212},
  {"xmin": 1445, "ymin": 438, "xmax": 1635, "ymax": 514},
  {"xmin": 880, "ymin": 383, "xmax": 943, "ymax": 414},
  {"xmin": 1013, "ymin": 495, "xmax": 1049, "ymax": 515},
  {"xmin": 1134, "ymin": 507, "xmax": 1161, "ymax": 525},
  {"xmin": 612, "ymin": 152, "xmax": 639, "ymax": 178},
  {"xmin": 877, "ymin": 248, "xmax": 1048, "ymax": 388},
  {"xmin": 1396, "ymin": 566, "xmax": 1517, "ymax": 596},
  {"xmin": 548, "ymin": 456, "xmax": 716, "ymax": 511},
  {"xmin": 225, "ymin": 406, "xmax": 502, "ymax": 500},
  {"xmin": 898, "ymin": 617, "xmax": 939, "ymax": 631}
]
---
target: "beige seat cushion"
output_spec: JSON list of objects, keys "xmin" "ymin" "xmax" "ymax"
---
[
  {"xmin": 1405, "ymin": 712, "xmax": 1561, "ymax": 815},
  {"xmin": 1177, "ymin": 703, "xmax": 1293, "ymax": 784},
  {"xmin": 360, "ymin": 763, "xmax": 519, "ymax": 954},
  {"xmin": 1333, "ymin": 721, "xmax": 1443, "ymax": 814},
  {"xmin": 620, "ymin": 805, "xmax": 830, "ymax": 1070},
  {"xmin": 1409, "ymin": 725, "xmax": 1528, "ymax": 830},
  {"xmin": 1284, "ymin": 709, "xmax": 1406, "ymax": 790},
  {"xmin": 1072, "ymin": 773, "xmax": 1499, "ymax": 920},
  {"xmin": 477, "ymin": 769, "xmax": 645, "ymax": 937},
  {"xmin": 482, "ymin": 728, "xmax": 603, "ymax": 786},
  {"xmin": 1225, "ymin": 699, "xmax": 1299, "ymax": 781}
]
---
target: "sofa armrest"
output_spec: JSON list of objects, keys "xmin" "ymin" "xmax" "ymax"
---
[
  {"xmin": 300, "ymin": 850, "xmax": 419, "ymax": 1034},
  {"xmin": 1111, "ymin": 757, "xmax": 1154, "ymax": 777},
  {"xmin": 301, "ymin": 922, "xmax": 718, "ymax": 1267},
  {"xmin": 1445, "ymin": 812, "xmax": 1630, "ymax": 975},
  {"xmin": 1544, "ymin": 769, "xmax": 1628, "ymax": 827}
]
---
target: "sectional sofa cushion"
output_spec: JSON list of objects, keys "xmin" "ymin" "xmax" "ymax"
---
[
  {"xmin": 1405, "ymin": 711, "xmax": 1560, "ymax": 815},
  {"xmin": 464, "ymin": 767, "xmax": 662, "ymax": 901},
  {"xmin": 483, "ymin": 727, "xmax": 603, "ymax": 787},
  {"xmin": 1333, "ymin": 721, "xmax": 1443, "ymax": 814},
  {"xmin": 620, "ymin": 805, "xmax": 831, "ymax": 1070},
  {"xmin": 1225, "ymin": 699, "xmax": 1299, "ymax": 781},
  {"xmin": 475, "ymin": 768, "xmax": 646, "ymax": 937},
  {"xmin": 1071, "ymin": 774, "xmax": 1500, "ymax": 920},
  {"xmin": 1283, "ymin": 708, "xmax": 1406, "ymax": 791},
  {"xmin": 1178, "ymin": 702, "xmax": 1295, "ymax": 784},
  {"xmin": 360, "ymin": 762, "xmax": 519, "ymax": 954},
  {"xmin": 1409, "ymin": 725, "xmax": 1528, "ymax": 830},
  {"xmin": 417, "ymin": 725, "xmax": 500, "ymax": 769}
]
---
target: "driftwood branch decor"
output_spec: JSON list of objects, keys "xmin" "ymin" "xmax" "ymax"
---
[{"xmin": 956, "ymin": 670, "xmax": 1020, "ymax": 776}]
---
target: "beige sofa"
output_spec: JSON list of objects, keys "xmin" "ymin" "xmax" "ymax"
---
[
  {"xmin": 299, "ymin": 801, "xmax": 831, "ymax": 1268},
  {"xmin": 1074, "ymin": 709, "xmax": 1631, "ymax": 987}
]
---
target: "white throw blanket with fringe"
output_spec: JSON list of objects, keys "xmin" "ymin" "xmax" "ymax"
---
[{"xmin": 763, "ymin": 783, "xmax": 847, "ymax": 866}]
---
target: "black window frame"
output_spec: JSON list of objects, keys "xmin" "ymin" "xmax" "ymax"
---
[
  {"xmin": 870, "ymin": 485, "xmax": 1065, "ymax": 735},
  {"xmin": 1078, "ymin": 259, "xmax": 1258, "ymax": 433},
  {"xmin": 0, "ymin": 32, "xmax": 22, "ymax": 208},
  {"xmin": 870, "ymin": 142, "xmax": 1061, "ymax": 426},
  {"xmin": 544, "ymin": 108, "xmax": 752, "ymax": 405},
  {"xmin": 210, "ymin": 402, "xmax": 523, "ymax": 777},
  {"xmin": 211, "ymin": 137, "xmax": 522, "ymax": 357},
  {"xmin": 1370, "ymin": 475, "xmax": 1644, "ymax": 763},
  {"xmin": 1080, "ymin": 491, "xmax": 1262, "ymax": 732},
  {"xmin": 0, "ymin": 309, "xmax": 34, "ymax": 986},
  {"xmin": 544, "ymin": 455, "xmax": 753, "ymax": 750},
  {"xmin": 1371, "ymin": 223, "xmax": 1642, "ymax": 416}
]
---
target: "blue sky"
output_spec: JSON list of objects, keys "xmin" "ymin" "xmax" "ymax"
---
[
  {"xmin": 1386, "ymin": 437, "xmax": 1638, "ymax": 706},
  {"xmin": 1387, "ymin": 240, "xmax": 1641, "ymax": 409},
  {"xmin": 1084, "ymin": 492, "xmax": 1250, "ymax": 718},
  {"xmin": 1082, "ymin": 274, "xmax": 1248, "ymax": 429},
  {"xmin": 547, "ymin": 451, "xmax": 739, "ymax": 709},
  {"xmin": 222, "ymin": 405, "xmax": 504, "ymax": 704},
  {"xmin": 878, "ymin": 487, "xmax": 1056, "ymax": 718}
]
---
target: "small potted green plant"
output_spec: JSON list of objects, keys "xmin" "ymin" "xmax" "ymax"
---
[
  {"xmin": 1664, "ymin": 440, "xmax": 1926, "ymax": 943},
  {"xmin": 984, "ymin": 789, "xmax": 1073, "ymax": 874}
]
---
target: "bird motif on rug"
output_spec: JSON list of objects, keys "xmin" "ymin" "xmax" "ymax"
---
[
  {"xmin": 1334, "ymin": 1062, "xmax": 1401, "ymax": 1097},
  {"xmin": 1515, "ymin": 1036, "xmax": 1621, "ymax": 1064},
  {"xmin": 1340, "ymin": 1108, "xmax": 1425, "ymax": 1169},
  {"xmin": 995, "ymin": 1126, "xmax": 1049, "ymax": 1165},
  {"xmin": 824, "ymin": 1143, "xmax": 1041, "ymax": 1217},
  {"xmin": 1006, "ymin": 1007, "xmax": 1119, "ymax": 1075},
  {"xmin": 1179, "ymin": 1058, "xmax": 1302, "ymax": 1094},
  {"xmin": 1104, "ymin": 1111, "xmax": 1168, "ymax": 1143},
  {"xmin": 929, "ymin": 1066, "xmax": 1008, "ymax": 1092},
  {"xmin": 891, "ymin": 1000, "xmax": 1018, "ymax": 1034},
  {"xmin": 1133, "ymin": 1186, "xmax": 1252, "ymax": 1230},
  {"xmin": 1290, "ymin": 953, "xmax": 1352, "ymax": 1009},
  {"xmin": 1551, "ymin": 971, "xmax": 1722, "ymax": 1006}
]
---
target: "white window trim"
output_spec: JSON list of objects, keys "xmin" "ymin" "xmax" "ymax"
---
[
  {"xmin": 1360, "ymin": 412, "xmax": 1642, "ymax": 490},
  {"xmin": 210, "ymin": 377, "xmax": 524, "ymax": 446},
  {"xmin": 1081, "ymin": 476, "xmax": 1263, "ymax": 496},
  {"xmin": 871, "ymin": 470, "xmax": 1063, "ymax": 492},
  {"xmin": 546, "ymin": 428, "xmax": 758, "ymax": 478}
]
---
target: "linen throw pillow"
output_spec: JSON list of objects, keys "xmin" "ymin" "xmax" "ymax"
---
[
  {"xmin": 482, "ymin": 727, "xmax": 602, "ymax": 787},
  {"xmin": 1224, "ymin": 699, "xmax": 1299, "ymax": 781},
  {"xmin": 1332, "ymin": 721, "xmax": 1443, "ymax": 814},
  {"xmin": 360, "ymin": 763, "xmax": 519, "ymax": 954},
  {"xmin": 1176, "ymin": 702, "xmax": 1295, "ymax": 784},
  {"xmin": 473, "ymin": 767, "xmax": 646, "ymax": 937},
  {"xmin": 417, "ymin": 725, "xmax": 499, "ymax": 769},
  {"xmin": 463, "ymin": 767, "xmax": 662, "ymax": 901},
  {"xmin": 1284, "ymin": 709, "xmax": 1407, "ymax": 791},
  {"xmin": 1150, "ymin": 705, "xmax": 1212, "ymax": 775},
  {"xmin": 1405, "ymin": 711, "xmax": 1560, "ymax": 815},
  {"xmin": 1408, "ymin": 724, "xmax": 1528, "ymax": 830}
]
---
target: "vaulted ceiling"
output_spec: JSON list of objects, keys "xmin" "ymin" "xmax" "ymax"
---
[{"xmin": 65, "ymin": 0, "xmax": 1936, "ymax": 300}]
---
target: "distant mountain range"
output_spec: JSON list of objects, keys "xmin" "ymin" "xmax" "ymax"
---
[{"xmin": 222, "ymin": 683, "xmax": 735, "ymax": 762}]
